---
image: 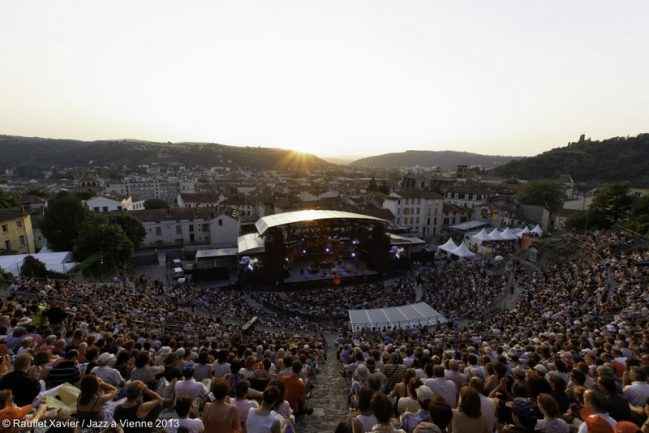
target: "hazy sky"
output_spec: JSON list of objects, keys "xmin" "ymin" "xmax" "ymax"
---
[{"xmin": 1, "ymin": 1, "xmax": 648, "ymax": 157}]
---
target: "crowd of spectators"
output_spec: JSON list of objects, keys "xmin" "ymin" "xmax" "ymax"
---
[
  {"xmin": 250, "ymin": 275, "xmax": 418, "ymax": 326},
  {"xmin": 0, "ymin": 273, "xmax": 325, "ymax": 433},
  {"xmin": 0, "ymin": 230, "xmax": 647, "ymax": 433},
  {"xmin": 334, "ymin": 231, "xmax": 649, "ymax": 433}
]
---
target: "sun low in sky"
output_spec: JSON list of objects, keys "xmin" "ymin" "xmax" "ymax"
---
[{"xmin": 1, "ymin": 1, "xmax": 648, "ymax": 158}]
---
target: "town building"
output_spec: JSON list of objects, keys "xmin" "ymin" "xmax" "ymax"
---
[{"xmin": 0, "ymin": 209, "xmax": 35, "ymax": 254}]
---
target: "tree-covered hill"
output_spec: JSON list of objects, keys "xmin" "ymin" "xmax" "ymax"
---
[
  {"xmin": 0, "ymin": 135, "xmax": 331, "ymax": 171},
  {"xmin": 493, "ymin": 134, "xmax": 649, "ymax": 185}
]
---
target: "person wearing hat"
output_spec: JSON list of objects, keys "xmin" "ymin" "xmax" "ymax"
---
[
  {"xmin": 91, "ymin": 352, "xmax": 125, "ymax": 387},
  {"xmin": 401, "ymin": 385, "xmax": 433, "ymax": 433},
  {"xmin": 501, "ymin": 397, "xmax": 539, "ymax": 433}
]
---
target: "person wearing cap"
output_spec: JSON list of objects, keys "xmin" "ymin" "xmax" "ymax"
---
[
  {"xmin": 91, "ymin": 352, "xmax": 125, "ymax": 387},
  {"xmin": 500, "ymin": 397, "xmax": 539, "ymax": 433},
  {"xmin": 578, "ymin": 390, "xmax": 617, "ymax": 433},
  {"xmin": 401, "ymin": 385, "xmax": 433, "ymax": 433},
  {"xmin": 175, "ymin": 362, "xmax": 208, "ymax": 401}
]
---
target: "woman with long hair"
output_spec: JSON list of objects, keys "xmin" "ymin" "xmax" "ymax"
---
[
  {"xmin": 76, "ymin": 374, "xmax": 118, "ymax": 422},
  {"xmin": 451, "ymin": 386, "xmax": 489, "ymax": 433}
]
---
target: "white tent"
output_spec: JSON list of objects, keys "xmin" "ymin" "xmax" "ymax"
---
[
  {"xmin": 531, "ymin": 224, "xmax": 543, "ymax": 237},
  {"xmin": 516, "ymin": 226, "xmax": 530, "ymax": 238},
  {"xmin": 0, "ymin": 252, "xmax": 76, "ymax": 275},
  {"xmin": 449, "ymin": 242, "xmax": 476, "ymax": 258},
  {"xmin": 487, "ymin": 228, "xmax": 504, "ymax": 241},
  {"xmin": 438, "ymin": 238, "xmax": 458, "ymax": 253},
  {"xmin": 500, "ymin": 227, "xmax": 518, "ymax": 240},
  {"xmin": 348, "ymin": 302, "xmax": 447, "ymax": 331},
  {"xmin": 470, "ymin": 228, "xmax": 491, "ymax": 243}
]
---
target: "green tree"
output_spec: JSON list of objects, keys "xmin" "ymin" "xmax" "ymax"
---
[
  {"xmin": 0, "ymin": 191, "xmax": 19, "ymax": 209},
  {"xmin": 74, "ymin": 222, "xmax": 133, "ymax": 274},
  {"xmin": 517, "ymin": 180, "xmax": 565, "ymax": 214},
  {"xmin": 143, "ymin": 198, "xmax": 169, "ymax": 209},
  {"xmin": 626, "ymin": 194, "xmax": 649, "ymax": 235},
  {"xmin": 589, "ymin": 182, "xmax": 635, "ymax": 226},
  {"xmin": 108, "ymin": 214, "xmax": 146, "ymax": 248},
  {"xmin": 75, "ymin": 190, "xmax": 96, "ymax": 201},
  {"xmin": 21, "ymin": 255, "xmax": 48, "ymax": 278},
  {"xmin": 26, "ymin": 189, "xmax": 48, "ymax": 198},
  {"xmin": 39, "ymin": 195, "xmax": 90, "ymax": 251}
]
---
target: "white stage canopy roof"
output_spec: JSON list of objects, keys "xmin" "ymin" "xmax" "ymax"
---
[
  {"xmin": 448, "ymin": 220, "xmax": 489, "ymax": 231},
  {"xmin": 195, "ymin": 248, "xmax": 238, "ymax": 259},
  {"xmin": 348, "ymin": 302, "xmax": 447, "ymax": 331},
  {"xmin": 0, "ymin": 252, "xmax": 76, "ymax": 275},
  {"xmin": 255, "ymin": 210, "xmax": 386, "ymax": 235},
  {"xmin": 238, "ymin": 233, "xmax": 266, "ymax": 255}
]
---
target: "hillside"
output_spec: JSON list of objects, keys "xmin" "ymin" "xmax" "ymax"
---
[
  {"xmin": 350, "ymin": 150, "xmax": 517, "ymax": 169},
  {"xmin": 493, "ymin": 134, "xmax": 649, "ymax": 185},
  {"xmin": 0, "ymin": 135, "xmax": 331, "ymax": 171}
]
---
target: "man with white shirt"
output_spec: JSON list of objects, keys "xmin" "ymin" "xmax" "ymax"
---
[
  {"xmin": 424, "ymin": 365, "xmax": 457, "ymax": 408},
  {"xmin": 623, "ymin": 367, "xmax": 649, "ymax": 407},
  {"xmin": 91, "ymin": 352, "xmax": 125, "ymax": 387},
  {"xmin": 175, "ymin": 363, "xmax": 208, "ymax": 401}
]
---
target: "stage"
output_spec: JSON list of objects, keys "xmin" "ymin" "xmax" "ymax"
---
[{"xmin": 283, "ymin": 256, "xmax": 378, "ymax": 285}]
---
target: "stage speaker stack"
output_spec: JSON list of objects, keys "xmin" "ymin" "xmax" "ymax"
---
[{"xmin": 265, "ymin": 228, "xmax": 287, "ymax": 280}]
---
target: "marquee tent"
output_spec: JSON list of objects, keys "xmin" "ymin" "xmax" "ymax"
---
[
  {"xmin": 531, "ymin": 225, "xmax": 544, "ymax": 237},
  {"xmin": 449, "ymin": 242, "xmax": 475, "ymax": 258},
  {"xmin": 438, "ymin": 238, "xmax": 458, "ymax": 253},
  {"xmin": 516, "ymin": 227, "xmax": 530, "ymax": 238},
  {"xmin": 500, "ymin": 227, "xmax": 518, "ymax": 240},
  {"xmin": 488, "ymin": 228, "xmax": 504, "ymax": 241},
  {"xmin": 470, "ymin": 228, "xmax": 491, "ymax": 243},
  {"xmin": 0, "ymin": 252, "xmax": 76, "ymax": 275},
  {"xmin": 348, "ymin": 302, "xmax": 447, "ymax": 331}
]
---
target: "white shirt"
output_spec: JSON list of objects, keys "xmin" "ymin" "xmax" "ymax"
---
[
  {"xmin": 424, "ymin": 377, "xmax": 457, "ymax": 407},
  {"xmin": 479, "ymin": 394, "xmax": 496, "ymax": 432},
  {"xmin": 623, "ymin": 381, "xmax": 649, "ymax": 407},
  {"xmin": 247, "ymin": 409, "xmax": 278, "ymax": 433},
  {"xmin": 165, "ymin": 418, "xmax": 204, "ymax": 433},
  {"xmin": 175, "ymin": 378, "xmax": 208, "ymax": 400},
  {"xmin": 213, "ymin": 362, "xmax": 230, "ymax": 378},
  {"xmin": 91, "ymin": 365, "xmax": 124, "ymax": 387}
]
